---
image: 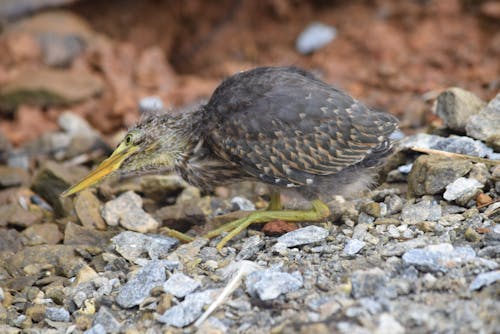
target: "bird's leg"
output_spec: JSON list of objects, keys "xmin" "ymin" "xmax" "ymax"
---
[
  {"xmin": 206, "ymin": 199, "xmax": 331, "ymax": 251},
  {"xmin": 160, "ymin": 226, "xmax": 195, "ymax": 242},
  {"xmin": 267, "ymin": 190, "xmax": 282, "ymax": 210}
]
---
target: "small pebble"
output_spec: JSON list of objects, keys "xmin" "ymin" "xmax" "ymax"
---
[
  {"xmin": 469, "ymin": 271, "xmax": 500, "ymax": 291},
  {"xmin": 402, "ymin": 243, "xmax": 476, "ymax": 273},
  {"xmin": 276, "ymin": 225, "xmax": 329, "ymax": 247},
  {"xmin": 231, "ymin": 196, "xmax": 256, "ymax": 211},
  {"xmin": 296, "ymin": 22, "xmax": 337, "ymax": 54},
  {"xmin": 401, "ymin": 199, "xmax": 442, "ymax": 224},
  {"xmin": 163, "ymin": 273, "xmax": 201, "ymax": 298},
  {"xmin": 351, "ymin": 268, "xmax": 387, "ymax": 299},
  {"xmin": 443, "ymin": 177, "xmax": 483, "ymax": 205},
  {"xmin": 45, "ymin": 307, "xmax": 70, "ymax": 322},
  {"xmin": 116, "ymin": 260, "xmax": 168, "ymax": 308},
  {"xmin": 245, "ymin": 269, "xmax": 303, "ymax": 300},
  {"xmin": 102, "ymin": 191, "xmax": 160, "ymax": 233},
  {"xmin": 343, "ymin": 239, "xmax": 365, "ymax": 255},
  {"xmin": 157, "ymin": 289, "xmax": 218, "ymax": 327}
]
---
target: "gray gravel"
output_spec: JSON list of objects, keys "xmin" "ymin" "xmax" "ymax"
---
[
  {"xmin": 111, "ymin": 231, "xmax": 178, "ymax": 264},
  {"xmin": 245, "ymin": 269, "xmax": 303, "ymax": 300},
  {"xmin": 157, "ymin": 289, "xmax": 219, "ymax": 327},
  {"xmin": 102, "ymin": 191, "xmax": 160, "ymax": 233},
  {"xmin": 275, "ymin": 225, "xmax": 329, "ymax": 247},
  {"xmin": 1, "ymin": 88, "xmax": 499, "ymax": 333},
  {"xmin": 116, "ymin": 260, "xmax": 169, "ymax": 308},
  {"xmin": 163, "ymin": 272, "xmax": 201, "ymax": 298},
  {"xmin": 344, "ymin": 239, "xmax": 365, "ymax": 255},
  {"xmin": 402, "ymin": 243, "xmax": 476, "ymax": 273},
  {"xmin": 469, "ymin": 270, "xmax": 500, "ymax": 291}
]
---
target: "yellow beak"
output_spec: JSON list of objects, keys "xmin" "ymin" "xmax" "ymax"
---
[{"xmin": 61, "ymin": 145, "xmax": 138, "ymax": 197}]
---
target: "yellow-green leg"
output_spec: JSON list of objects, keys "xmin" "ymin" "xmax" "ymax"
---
[
  {"xmin": 162, "ymin": 194, "xmax": 330, "ymax": 252},
  {"xmin": 160, "ymin": 226, "xmax": 194, "ymax": 242},
  {"xmin": 267, "ymin": 190, "xmax": 282, "ymax": 210},
  {"xmin": 204, "ymin": 199, "xmax": 331, "ymax": 251}
]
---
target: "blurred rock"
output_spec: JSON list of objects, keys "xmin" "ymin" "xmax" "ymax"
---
[
  {"xmin": 236, "ymin": 235, "xmax": 264, "ymax": 260},
  {"xmin": 92, "ymin": 307, "xmax": 121, "ymax": 333},
  {"xmin": 0, "ymin": 203, "xmax": 43, "ymax": 228},
  {"xmin": 157, "ymin": 289, "xmax": 218, "ymax": 327},
  {"xmin": 45, "ymin": 307, "xmax": 70, "ymax": 322},
  {"xmin": 351, "ymin": 268, "xmax": 387, "ymax": 298},
  {"xmin": 154, "ymin": 202, "xmax": 205, "ymax": 233},
  {"xmin": 0, "ymin": 1, "xmax": 80, "ymax": 20},
  {"xmin": 402, "ymin": 243, "xmax": 476, "ymax": 273},
  {"xmin": 3, "ymin": 244, "xmax": 85, "ymax": 277},
  {"xmin": 262, "ymin": 220, "xmax": 298, "ymax": 236},
  {"xmin": 74, "ymin": 190, "xmax": 106, "ymax": 230},
  {"xmin": 6, "ymin": 10, "xmax": 94, "ymax": 66},
  {"xmin": 141, "ymin": 174, "xmax": 187, "ymax": 203},
  {"xmin": 59, "ymin": 111, "xmax": 96, "ymax": 136},
  {"xmin": 39, "ymin": 33, "xmax": 85, "ymax": 67},
  {"xmin": 245, "ymin": 269, "xmax": 303, "ymax": 300},
  {"xmin": 0, "ymin": 167, "xmax": 30, "ymax": 188},
  {"xmin": 401, "ymin": 133, "xmax": 500, "ymax": 159},
  {"xmin": 22, "ymin": 223, "xmax": 62, "ymax": 245},
  {"xmin": 102, "ymin": 191, "xmax": 160, "ymax": 233},
  {"xmin": 140, "ymin": 174, "xmax": 186, "ymax": 202},
  {"xmin": 111, "ymin": 231, "xmax": 178, "ymax": 264},
  {"xmin": 0, "ymin": 131, "xmax": 12, "ymax": 163},
  {"xmin": 296, "ymin": 22, "xmax": 337, "ymax": 54},
  {"xmin": 469, "ymin": 163, "xmax": 491, "ymax": 185},
  {"xmin": 469, "ymin": 270, "xmax": 500, "ymax": 291},
  {"xmin": 401, "ymin": 199, "xmax": 442, "ymax": 224},
  {"xmin": 31, "ymin": 161, "xmax": 88, "ymax": 216},
  {"xmin": 443, "ymin": 177, "xmax": 483, "ymax": 206},
  {"xmin": 466, "ymin": 93, "xmax": 500, "ymax": 146},
  {"xmin": 138, "ymin": 96, "xmax": 164, "ymax": 116},
  {"xmin": 63, "ymin": 222, "xmax": 115, "ymax": 248},
  {"xmin": 344, "ymin": 239, "xmax": 365, "ymax": 256},
  {"xmin": 484, "ymin": 203, "xmax": 500, "ymax": 222},
  {"xmin": 136, "ymin": 46, "xmax": 176, "ymax": 91},
  {"xmin": 408, "ymin": 155, "xmax": 472, "ymax": 196},
  {"xmin": 0, "ymin": 68, "xmax": 103, "ymax": 109},
  {"xmin": 3, "ymin": 31, "xmax": 42, "ymax": 63},
  {"xmin": 116, "ymin": 260, "xmax": 169, "ymax": 308},
  {"xmin": 480, "ymin": 1, "xmax": 500, "ymax": 19},
  {"xmin": 163, "ymin": 273, "xmax": 201, "ymax": 298},
  {"xmin": 435, "ymin": 87, "xmax": 485, "ymax": 132},
  {"xmin": 58, "ymin": 112, "xmax": 105, "ymax": 159},
  {"xmin": 231, "ymin": 196, "xmax": 256, "ymax": 211},
  {"xmin": 0, "ymin": 228, "xmax": 23, "ymax": 252},
  {"xmin": 361, "ymin": 202, "xmax": 383, "ymax": 218},
  {"xmin": 275, "ymin": 225, "xmax": 329, "ymax": 247},
  {"xmin": 375, "ymin": 313, "xmax": 405, "ymax": 334}
]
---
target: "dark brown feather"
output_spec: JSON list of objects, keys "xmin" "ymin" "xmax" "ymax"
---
[{"xmin": 203, "ymin": 67, "xmax": 398, "ymax": 191}]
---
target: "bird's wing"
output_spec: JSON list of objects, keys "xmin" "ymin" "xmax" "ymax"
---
[{"xmin": 207, "ymin": 68, "xmax": 398, "ymax": 187}]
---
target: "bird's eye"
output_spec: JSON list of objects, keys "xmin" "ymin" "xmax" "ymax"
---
[{"xmin": 125, "ymin": 134, "xmax": 133, "ymax": 145}]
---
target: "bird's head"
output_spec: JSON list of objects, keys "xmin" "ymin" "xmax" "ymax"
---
[{"xmin": 61, "ymin": 115, "xmax": 192, "ymax": 197}]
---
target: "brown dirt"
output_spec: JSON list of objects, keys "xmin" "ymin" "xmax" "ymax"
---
[{"xmin": 1, "ymin": 0, "xmax": 499, "ymax": 145}]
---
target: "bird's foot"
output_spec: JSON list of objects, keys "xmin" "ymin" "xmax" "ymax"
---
[
  {"xmin": 161, "ymin": 200, "xmax": 330, "ymax": 252},
  {"xmin": 204, "ymin": 199, "xmax": 331, "ymax": 251}
]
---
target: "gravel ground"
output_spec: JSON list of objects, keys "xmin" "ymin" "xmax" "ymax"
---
[{"xmin": 0, "ymin": 94, "xmax": 499, "ymax": 333}]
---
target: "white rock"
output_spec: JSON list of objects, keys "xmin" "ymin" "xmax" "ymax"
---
[
  {"xmin": 443, "ymin": 177, "xmax": 483, "ymax": 203},
  {"xmin": 296, "ymin": 22, "xmax": 337, "ymax": 54}
]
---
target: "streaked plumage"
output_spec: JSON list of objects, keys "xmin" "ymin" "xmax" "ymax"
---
[
  {"xmin": 158, "ymin": 66, "xmax": 398, "ymax": 198},
  {"xmin": 63, "ymin": 66, "xmax": 398, "ymax": 249}
]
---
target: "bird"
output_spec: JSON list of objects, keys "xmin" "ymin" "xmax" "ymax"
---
[{"xmin": 62, "ymin": 66, "xmax": 398, "ymax": 250}]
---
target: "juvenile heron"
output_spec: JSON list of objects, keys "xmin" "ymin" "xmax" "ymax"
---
[{"xmin": 63, "ymin": 67, "xmax": 398, "ymax": 250}]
